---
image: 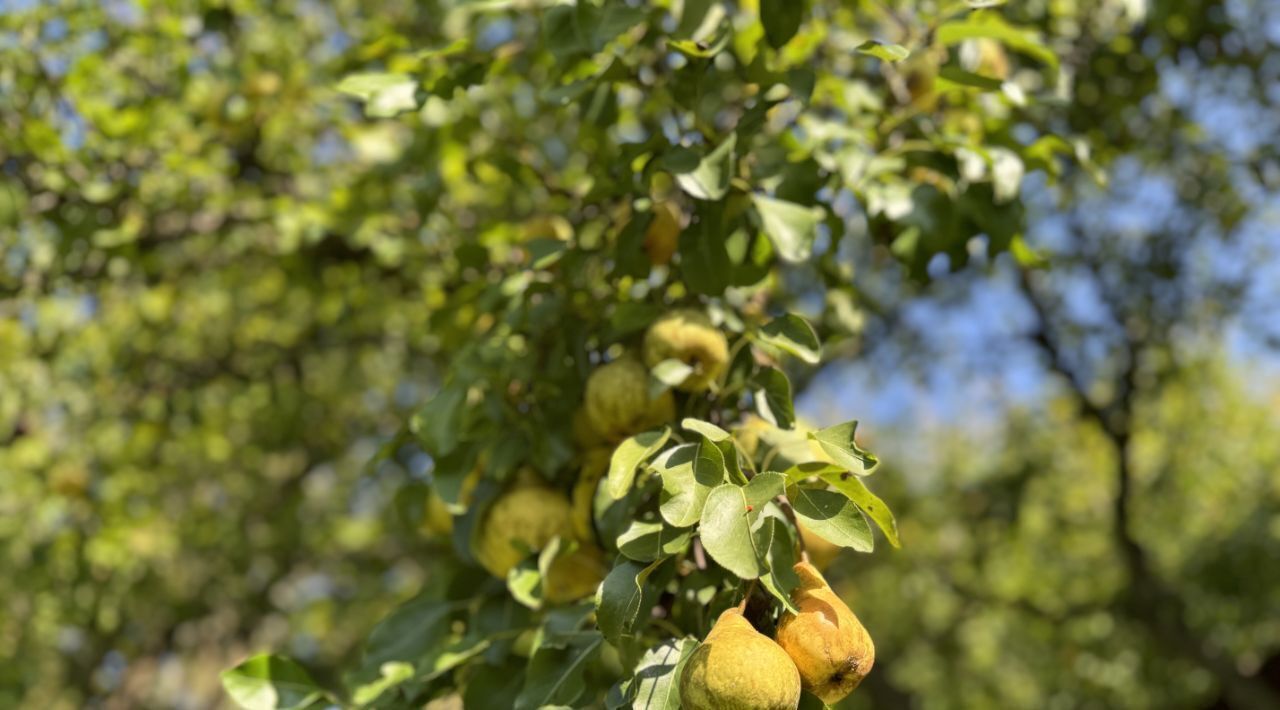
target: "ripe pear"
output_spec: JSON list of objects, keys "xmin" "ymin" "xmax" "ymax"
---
[
  {"xmin": 775, "ymin": 562, "xmax": 875, "ymax": 704},
  {"xmin": 543, "ymin": 541, "xmax": 607, "ymax": 604},
  {"xmin": 583, "ymin": 356, "xmax": 676, "ymax": 442},
  {"xmin": 474, "ymin": 472, "xmax": 575, "ymax": 578},
  {"xmin": 641, "ymin": 309, "xmax": 729, "ymax": 392},
  {"xmin": 680, "ymin": 608, "xmax": 802, "ymax": 710},
  {"xmin": 571, "ymin": 447, "xmax": 611, "ymax": 542},
  {"xmin": 420, "ymin": 465, "xmax": 482, "ymax": 538},
  {"xmin": 643, "ymin": 200, "xmax": 683, "ymax": 266}
]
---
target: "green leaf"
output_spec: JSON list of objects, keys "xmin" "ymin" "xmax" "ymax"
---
[
  {"xmin": 657, "ymin": 444, "xmax": 722, "ymax": 527},
  {"xmin": 350, "ymin": 661, "xmax": 414, "ymax": 706},
  {"xmin": 809, "ymin": 420, "xmax": 877, "ymax": 474},
  {"xmin": 937, "ymin": 66, "xmax": 1004, "ymax": 91},
  {"xmin": 936, "ymin": 14, "xmax": 1059, "ymax": 71},
  {"xmin": 817, "ymin": 469, "xmax": 901, "ymax": 548},
  {"xmin": 410, "ymin": 382, "xmax": 467, "ymax": 456},
  {"xmin": 221, "ymin": 655, "xmax": 327, "ymax": 710},
  {"xmin": 789, "ymin": 485, "xmax": 874, "ymax": 552},
  {"xmin": 675, "ymin": 133, "xmax": 736, "ymax": 201},
  {"xmin": 758, "ymin": 314, "xmax": 822, "ymax": 364},
  {"xmin": 758, "ymin": 516, "xmax": 801, "ymax": 613},
  {"xmin": 698, "ymin": 474, "xmax": 786, "ymax": 578},
  {"xmin": 514, "ymin": 632, "xmax": 604, "ymax": 710},
  {"xmin": 669, "ymin": 20, "xmax": 732, "ymax": 58},
  {"xmin": 750, "ymin": 194, "xmax": 823, "ymax": 263},
  {"xmin": 681, "ymin": 417, "xmax": 732, "ymax": 443},
  {"xmin": 629, "ymin": 637, "xmax": 698, "ymax": 709},
  {"xmin": 761, "ymin": 0, "xmax": 805, "ymax": 49},
  {"xmin": 359, "ymin": 597, "xmax": 456, "ymax": 679},
  {"xmin": 580, "ymin": 0, "xmax": 648, "ymax": 51},
  {"xmin": 617, "ymin": 520, "xmax": 694, "ymax": 562},
  {"xmin": 596, "ymin": 559, "xmax": 664, "ymax": 645},
  {"xmin": 651, "ymin": 359, "xmax": 695, "ymax": 389},
  {"xmin": 752, "ymin": 367, "xmax": 796, "ymax": 429},
  {"xmin": 608, "ymin": 427, "xmax": 672, "ymax": 500},
  {"xmin": 336, "ymin": 73, "xmax": 418, "ymax": 117},
  {"xmin": 855, "ymin": 40, "xmax": 910, "ymax": 62}
]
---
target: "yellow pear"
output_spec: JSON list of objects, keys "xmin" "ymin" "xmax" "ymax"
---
[
  {"xmin": 420, "ymin": 464, "xmax": 482, "ymax": 538},
  {"xmin": 643, "ymin": 200, "xmax": 683, "ymax": 266},
  {"xmin": 583, "ymin": 356, "xmax": 676, "ymax": 442},
  {"xmin": 641, "ymin": 309, "xmax": 729, "ymax": 392},
  {"xmin": 680, "ymin": 608, "xmax": 802, "ymax": 710},
  {"xmin": 474, "ymin": 472, "xmax": 574, "ymax": 578},
  {"xmin": 571, "ymin": 447, "xmax": 612, "ymax": 542},
  {"xmin": 543, "ymin": 542, "xmax": 607, "ymax": 604},
  {"xmin": 775, "ymin": 562, "xmax": 875, "ymax": 704}
]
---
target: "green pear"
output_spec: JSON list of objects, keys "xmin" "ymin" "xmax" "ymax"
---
[
  {"xmin": 680, "ymin": 608, "xmax": 802, "ymax": 710},
  {"xmin": 775, "ymin": 562, "xmax": 875, "ymax": 704},
  {"xmin": 641, "ymin": 309, "xmax": 729, "ymax": 392}
]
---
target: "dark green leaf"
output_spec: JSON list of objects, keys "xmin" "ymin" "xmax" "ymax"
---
[
  {"xmin": 761, "ymin": 0, "xmax": 806, "ymax": 49},
  {"xmin": 514, "ymin": 632, "xmax": 603, "ymax": 710},
  {"xmin": 937, "ymin": 66, "xmax": 1004, "ymax": 91},
  {"xmin": 629, "ymin": 637, "xmax": 698, "ymax": 709},
  {"xmin": 596, "ymin": 559, "xmax": 664, "ymax": 645},
  {"xmin": 789, "ymin": 485, "xmax": 874, "ymax": 552},
  {"xmin": 752, "ymin": 367, "xmax": 796, "ymax": 429},
  {"xmin": 758, "ymin": 516, "xmax": 801, "ymax": 613}
]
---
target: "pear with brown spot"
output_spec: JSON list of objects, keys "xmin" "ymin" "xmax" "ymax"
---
[{"xmin": 775, "ymin": 561, "xmax": 875, "ymax": 704}]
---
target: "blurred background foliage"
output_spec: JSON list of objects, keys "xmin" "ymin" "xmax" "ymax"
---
[{"xmin": 2, "ymin": 0, "xmax": 1278, "ymax": 708}]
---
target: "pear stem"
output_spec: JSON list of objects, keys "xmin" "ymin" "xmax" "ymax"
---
[{"xmin": 777, "ymin": 495, "xmax": 811, "ymax": 564}]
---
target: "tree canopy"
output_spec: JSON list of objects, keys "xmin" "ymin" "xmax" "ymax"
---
[{"xmin": 3, "ymin": 0, "xmax": 1277, "ymax": 708}]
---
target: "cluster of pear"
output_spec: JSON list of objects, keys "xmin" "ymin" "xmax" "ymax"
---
[
  {"xmin": 680, "ymin": 563, "xmax": 875, "ymax": 709},
  {"xmin": 422, "ymin": 309, "xmax": 729, "ymax": 605}
]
